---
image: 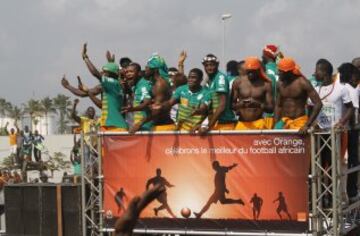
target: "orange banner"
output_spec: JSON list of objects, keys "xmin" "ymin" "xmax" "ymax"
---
[{"xmin": 103, "ymin": 133, "xmax": 310, "ymax": 231}]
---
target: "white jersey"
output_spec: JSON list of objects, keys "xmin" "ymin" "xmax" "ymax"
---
[
  {"xmin": 312, "ymin": 80, "xmax": 351, "ymax": 129},
  {"xmin": 170, "ymin": 104, "xmax": 178, "ymax": 124}
]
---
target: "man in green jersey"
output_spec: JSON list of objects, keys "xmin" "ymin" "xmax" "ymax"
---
[
  {"xmin": 200, "ymin": 54, "xmax": 236, "ymax": 133},
  {"xmin": 122, "ymin": 63, "xmax": 154, "ymax": 131},
  {"xmin": 262, "ymin": 45, "xmax": 279, "ymax": 122},
  {"xmin": 262, "ymin": 44, "xmax": 279, "ymax": 95},
  {"xmin": 82, "ymin": 43, "xmax": 128, "ymax": 131},
  {"xmin": 154, "ymin": 68, "xmax": 210, "ymax": 132}
]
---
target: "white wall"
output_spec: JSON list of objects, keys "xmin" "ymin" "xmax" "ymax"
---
[
  {"xmin": 0, "ymin": 117, "xmax": 20, "ymax": 132},
  {"xmin": 0, "ymin": 134, "xmax": 74, "ymax": 182},
  {"xmin": 21, "ymin": 114, "xmax": 57, "ymax": 135}
]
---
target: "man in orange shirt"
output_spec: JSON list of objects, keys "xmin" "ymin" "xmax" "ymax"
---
[{"xmin": 8, "ymin": 123, "xmax": 18, "ymax": 158}]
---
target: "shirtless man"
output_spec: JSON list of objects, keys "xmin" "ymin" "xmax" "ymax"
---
[
  {"xmin": 130, "ymin": 55, "xmax": 175, "ymax": 133},
  {"xmin": 232, "ymin": 57, "xmax": 273, "ymax": 130},
  {"xmin": 275, "ymin": 57, "xmax": 322, "ymax": 133}
]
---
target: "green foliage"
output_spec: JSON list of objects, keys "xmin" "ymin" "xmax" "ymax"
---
[
  {"xmin": 0, "ymin": 155, "xmax": 16, "ymax": 170},
  {"xmin": 53, "ymin": 94, "xmax": 72, "ymax": 134},
  {"xmin": 1, "ymin": 94, "xmax": 74, "ymax": 134},
  {"xmin": 0, "ymin": 98, "xmax": 12, "ymax": 117},
  {"xmin": 23, "ymin": 99, "xmax": 42, "ymax": 132},
  {"xmin": 44, "ymin": 152, "xmax": 71, "ymax": 172},
  {"xmin": 8, "ymin": 105, "xmax": 24, "ymax": 125}
]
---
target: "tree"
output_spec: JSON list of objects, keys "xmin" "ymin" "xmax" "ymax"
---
[
  {"xmin": 8, "ymin": 105, "xmax": 24, "ymax": 127},
  {"xmin": 0, "ymin": 98, "xmax": 12, "ymax": 127},
  {"xmin": 0, "ymin": 155, "xmax": 16, "ymax": 170},
  {"xmin": 41, "ymin": 97, "xmax": 57, "ymax": 135},
  {"xmin": 44, "ymin": 152, "xmax": 71, "ymax": 177},
  {"xmin": 23, "ymin": 99, "xmax": 42, "ymax": 132},
  {"xmin": 53, "ymin": 94, "xmax": 72, "ymax": 134}
]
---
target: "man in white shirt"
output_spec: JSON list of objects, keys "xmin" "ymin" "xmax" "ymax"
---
[
  {"xmin": 311, "ymin": 60, "xmax": 354, "ymax": 130},
  {"xmin": 338, "ymin": 63, "xmax": 360, "ymax": 202},
  {"xmin": 310, "ymin": 59, "xmax": 355, "ymax": 206}
]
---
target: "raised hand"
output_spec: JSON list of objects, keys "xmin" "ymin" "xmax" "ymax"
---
[
  {"xmin": 74, "ymin": 98, "xmax": 80, "ymax": 105},
  {"xmin": 114, "ymin": 184, "xmax": 165, "ymax": 236},
  {"xmin": 178, "ymin": 50, "xmax": 187, "ymax": 64},
  {"xmin": 82, "ymin": 43, "xmax": 88, "ymax": 59},
  {"xmin": 106, "ymin": 50, "xmax": 115, "ymax": 62},
  {"xmin": 61, "ymin": 75, "xmax": 69, "ymax": 88},
  {"xmin": 77, "ymin": 76, "xmax": 88, "ymax": 92}
]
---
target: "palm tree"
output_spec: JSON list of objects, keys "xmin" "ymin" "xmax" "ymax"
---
[
  {"xmin": 23, "ymin": 99, "xmax": 42, "ymax": 132},
  {"xmin": 41, "ymin": 97, "xmax": 57, "ymax": 135},
  {"xmin": 8, "ymin": 105, "xmax": 24, "ymax": 127},
  {"xmin": 53, "ymin": 94, "xmax": 72, "ymax": 134},
  {"xmin": 0, "ymin": 98, "xmax": 12, "ymax": 127}
]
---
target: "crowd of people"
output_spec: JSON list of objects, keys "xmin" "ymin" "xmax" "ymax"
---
[
  {"xmin": 61, "ymin": 44, "xmax": 360, "ymax": 206},
  {"xmin": 62, "ymin": 44, "xmax": 360, "ymax": 136},
  {"xmin": 3, "ymin": 122, "xmax": 45, "ymax": 166},
  {"xmin": 4, "ymin": 122, "xmax": 45, "ymax": 167}
]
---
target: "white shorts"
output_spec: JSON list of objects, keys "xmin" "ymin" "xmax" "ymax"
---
[{"xmin": 10, "ymin": 145, "xmax": 17, "ymax": 154}]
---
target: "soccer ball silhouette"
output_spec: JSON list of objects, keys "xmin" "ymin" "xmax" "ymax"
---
[{"xmin": 181, "ymin": 207, "xmax": 191, "ymax": 218}]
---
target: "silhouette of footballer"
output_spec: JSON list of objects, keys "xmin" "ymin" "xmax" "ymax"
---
[
  {"xmin": 250, "ymin": 193, "xmax": 263, "ymax": 220},
  {"xmin": 146, "ymin": 168, "xmax": 176, "ymax": 218},
  {"xmin": 114, "ymin": 187, "xmax": 127, "ymax": 214},
  {"xmin": 194, "ymin": 161, "xmax": 244, "ymax": 218},
  {"xmin": 273, "ymin": 192, "xmax": 292, "ymax": 220}
]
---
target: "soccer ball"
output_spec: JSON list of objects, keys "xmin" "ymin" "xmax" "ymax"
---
[
  {"xmin": 105, "ymin": 210, "xmax": 113, "ymax": 219},
  {"xmin": 181, "ymin": 207, "xmax": 191, "ymax": 218}
]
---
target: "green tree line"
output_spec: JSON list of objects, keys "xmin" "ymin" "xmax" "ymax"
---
[{"xmin": 0, "ymin": 94, "xmax": 73, "ymax": 134}]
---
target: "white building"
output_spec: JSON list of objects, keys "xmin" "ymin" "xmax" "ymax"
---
[
  {"xmin": 21, "ymin": 113, "xmax": 57, "ymax": 135},
  {"xmin": 0, "ymin": 113, "xmax": 57, "ymax": 135},
  {"xmin": 0, "ymin": 117, "xmax": 20, "ymax": 132}
]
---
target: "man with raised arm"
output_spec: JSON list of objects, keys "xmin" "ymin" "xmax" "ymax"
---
[
  {"xmin": 61, "ymin": 75, "xmax": 102, "ymax": 108},
  {"xmin": 200, "ymin": 54, "xmax": 236, "ymax": 133},
  {"xmin": 71, "ymin": 99, "xmax": 96, "ymax": 167},
  {"xmin": 130, "ymin": 55, "xmax": 175, "ymax": 133},
  {"xmin": 232, "ymin": 57, "xmax": 274, "ymax": 130},
  {"xmin": 275, "ymin": 57, "xmax": 322, "ymax": 133},
  {"xmin": 82, "ymin": 43, "xmax": 128, "ymax": 131}
]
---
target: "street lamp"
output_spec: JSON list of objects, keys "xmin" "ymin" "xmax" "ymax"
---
[{"xmin": 221, "ymin": 13, "xmax": 232, "ymax": 70}]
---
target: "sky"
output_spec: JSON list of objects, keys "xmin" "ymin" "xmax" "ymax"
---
[{"xmin": 1, "ymin": 0, "xmax": 360, "ymax": 109}]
